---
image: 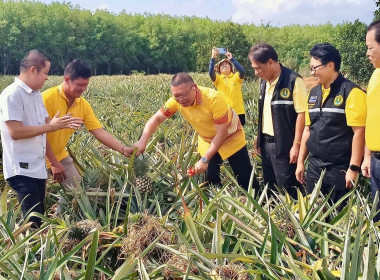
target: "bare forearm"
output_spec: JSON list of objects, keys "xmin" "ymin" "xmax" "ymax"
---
[
  {"xmin": 7, "ymin": 123, "xmax": 53, "ymax": 140},
  {"xmin": 297, "ymin": 127, "xmax": 310, "ymax": 164},
  {"xmin": 92, "ymin": 128, "xmax": 125, "ymax": 153},
  {"xmin": 46, "ymin": 140, "xmax": 60, "ymax": 165},
  {"xmin": 364, "ymin": 145, "xmax": 372, "ymax": 159},
  {"xmin": 203, "ymin": 126, "xmax": 228, "ymax": 160},
  {"xmin": 350, "ymin": 127, "xmax": 365, "ymax": 166},
  {"xmin": 294, "ymin": 113, "xmax": 305, "ymax": 143}
]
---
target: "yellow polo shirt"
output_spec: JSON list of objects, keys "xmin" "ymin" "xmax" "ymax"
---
[
  {"xmin": 213, "ymin": 72, "xmax": 245, "ymax": 115},
  {"xmin": 262, "ymin": 76, "xmax": 308, "ymax": 136},
  {"xmin": 42, "ymin": 84, "xmax": 102, "ymax": 166},
  {"xmin": 160, "ymin": 86, "xmax": 246, "ymax": 160},
  {"xmin": 305, "ymin": 86, "xmax": 366, "ymax": 126},
  {"xmin": 366, "ymin": 68, "xmax": 380, "ymax": 151}
]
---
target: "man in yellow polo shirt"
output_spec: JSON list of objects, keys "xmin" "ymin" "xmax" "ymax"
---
[
  {"xmin": 296, "ymin": 43, "xmax": 366, "ymax": 204},
  {"xmin": 362, "ymin": 20, "xmax": 380, "ymax": 221},
  {"xmin": 134, "ymin": 72, "xmax": 253, "ymax": 190},
  {"xmin": 43, "ymin": 60, "xmax": 133, "ymax": 191},
  {"xmin": 249, "ymin": 43, "xmax": 308, "ymax": 198}
]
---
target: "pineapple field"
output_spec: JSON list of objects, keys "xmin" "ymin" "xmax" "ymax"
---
[{"xmin": 0, "ymin": 74, "xmax": 379, "ymax": 280}]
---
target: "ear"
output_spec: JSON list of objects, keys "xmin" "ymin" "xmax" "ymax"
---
[
  {"xmin": 64, "ymin": 76, "xmax": 71, "ymax": 83},
  {"xmin": 29, "ymin": 66, "xmax": 37, "ymax": 74}
]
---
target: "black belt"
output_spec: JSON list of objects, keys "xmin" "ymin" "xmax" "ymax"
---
[
  {"xmin": 373, "ymin": 152, "xmax": 380, "ymax": 160},
  {"xmin": 262, "ymin": 134, "xmax": 275, "ymax": 143}
]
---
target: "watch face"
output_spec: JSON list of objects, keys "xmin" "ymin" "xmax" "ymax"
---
[{"xmin": 202, "ymin": 157, "xmax": 208, "ymax": 163}]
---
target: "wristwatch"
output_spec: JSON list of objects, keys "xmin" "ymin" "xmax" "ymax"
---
[
  {"xmin": 349, "ymin": 164, "xmax": 360, "ymax": 172},
  {"xmin": 201, "ymin": 156, "xmax": 209, "ymax": 163}
]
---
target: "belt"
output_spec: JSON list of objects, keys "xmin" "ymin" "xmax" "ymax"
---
[
  {"xmin": 262, "ymin": 134, "xmax": 275, "ymax": 143},
  {"xmin": 373, "ymin": 152, "xmax": 380, "ymax": 160}
]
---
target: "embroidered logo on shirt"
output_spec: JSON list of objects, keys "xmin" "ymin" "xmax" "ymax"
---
[
  {"xmin": 19, "ymin": 162, "xmax": 29, "ymax": 169},
  {"xmin": 334, "ymin": 95, "xmax": 344, "ymax": 106},
  {"xmin": 308, "ymin": 95, "xmax": 318, "ymax": 108},
  {"xmin": 280, "ymin": 88, "xmax": 290, "ymax": 99}
]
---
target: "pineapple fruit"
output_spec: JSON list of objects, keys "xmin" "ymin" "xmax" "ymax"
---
[{"xmin": 133, "ymin": 157, "xmax": 153, "ymax": 194}]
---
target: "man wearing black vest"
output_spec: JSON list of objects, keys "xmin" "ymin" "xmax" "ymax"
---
[
  {"xmin": 249, "ymin": 43, "xmax": 308, "ymax": 198},
  {"xmin": 296, "ymin": 43, "xmax": 366, "ymax": 203}
]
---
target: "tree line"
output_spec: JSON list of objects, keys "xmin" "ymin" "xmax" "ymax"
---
[{"xmin": 0, "ymin": 0, "xmax": 376, "ymax": 84}]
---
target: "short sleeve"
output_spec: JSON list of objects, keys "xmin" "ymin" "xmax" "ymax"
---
[
  {"xmin": 345, "ymin": 87, "xmax": 367, "ymax": 127},
  {"xmin": 211, "ymin": 94, "xmax": 229, "ymax": 124},
  {"xmin": 0, "ymin": 91, "xmax": 24, "ymax": 122},
  {"xmin": 82, "ymin": 99, "xmax": 102, "ymax": 131},
  {"xmin": 160, "ymin": 97, "xmax": 179, "ymax": 117},
  {"xmin": 293, "ymin": 77, "xmax": 308, "ymax": 113}
]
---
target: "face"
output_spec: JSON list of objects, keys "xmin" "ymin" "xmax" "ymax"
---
[
  {"xmin": 171, "ymin": 83, "xmax": 195, "ymax": 107},
  {"xmin": 310, "ymin": 57, "xmax": 330, "ymax": 85},
  {"xmin": 30, "ymin": 61, "xmax": 50, "ymax": 90},
  {"xmin": 249, "ymin": 58, "xmax": 272, "ymax": 81},
  {"xmin": 64, "ymin": 77, "xmax": 90, "ymax": 99},
  {"xmin": 366, "ymin": 29, "xmax": 380, "ymax": 68},
  {"xmin": 219, "ymin": 61, "xmax": 232, "ymax": 75}
]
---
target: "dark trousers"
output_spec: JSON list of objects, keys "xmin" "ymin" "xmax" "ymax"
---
[
  {"xmin": 206, "ymin": 145, "xmax": 255, "ymax": 191},
  {"xmin": 260, "ymin": 139, "xmax": 302, "ymax": 199},
  {"xmin": 370, "ymin": 154, "xmax": 380, "ymax": 222},
  {"xmin": 7, "ymin": 175, "xmax": 46, "ymax": 227},
  {"xmin": 306, "ymin": 157, "xmax": 349, "ymax": 205},
  {"xmin": 238, "ymin": 114, "xmax": 246, "ymax": 126}
]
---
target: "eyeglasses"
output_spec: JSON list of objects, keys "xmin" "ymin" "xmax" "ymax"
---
[
  {"xmin": 309, "ymin": 64, "xmax": 324, "ymax": 72},
  {"xmin": 174, "ymin": 85, "xmax": 193, "ymax": 101}
]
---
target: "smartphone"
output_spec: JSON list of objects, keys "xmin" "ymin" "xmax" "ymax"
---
[{"xmin": 216, "ymin": 47, "xmax": 227, "ymax": 55}]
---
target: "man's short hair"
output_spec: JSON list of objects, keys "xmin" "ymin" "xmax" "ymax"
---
[
  {"xmin": 171, "ymin": 72, "xmax": 194, "ymax": 86},
  {"xmin": 64, "ymin": 59, "xmax": 91, "ymax": 80},
  {"xmin": 310, "ymin": 43, "xmax": 341, "ymax": 72},
  {"xmin": 368, "ymin": 20, "xmax": 380, "ymax": 44},
  {"xmin": 248, "ymin": 43, "xmax": 278, "ymax": 64},
  {"xmin": 20, "ymin": 50, "xmax": 49, "ymax": 73}
]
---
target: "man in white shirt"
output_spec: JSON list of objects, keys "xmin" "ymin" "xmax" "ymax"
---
[{"xmin": 0, "ymin": 50, "xmax": 81, "ymax": 227}]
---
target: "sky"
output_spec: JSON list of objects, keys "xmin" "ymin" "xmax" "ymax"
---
[{"xmin": 38, "ymin": 0, "xmax": 377, "ymax": 26}]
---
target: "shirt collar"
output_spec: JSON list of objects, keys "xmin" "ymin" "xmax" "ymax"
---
[
  {"xmin": 59, "ymin": 84, "xmax": 80, "ymax": 103},
  {"xmin": 14, "ymin": 77, "xmax": 34, "ymax": 94},
  {"xmin": 266, "ymin": 74, "xmax": 280, "ymax": 88},
  {"xmin": 194, "ymin": 87, "xmax": 202, "ymax": 105}
]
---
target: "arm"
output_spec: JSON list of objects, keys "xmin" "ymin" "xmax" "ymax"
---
[
  {"xmin": 46, "ymin": 138, "xmax": 66, "ymax": 182},
  {"xmin": 194, "ymin": 122, "xmax": 229, "ymax": 174},
  {"xmin": 289, "ymin": 112, "xmax": 305, "ymax": 164},
  {"xmin": 91, "ymin": 128, "xmax": 134, "ymax": 157},
  {"xmin": 230, "ymin": 58, "xmax": 245, "ymax": 79},
  {"xmin": 5, "ymin": 112, "xmax": 82, "ymax": 140},
  {"xmin": 345, "ymin": 126, "xmax": 365, "ymax": 189},
  {"xmin": 209, "ymin": 48, "xmax": 218, "ymax": 82},
  {"xmin": 134, "ymin": 110, "xmax": 169, "ymax": 156},
  {"xmin": 295, "ymin": 125, "xmax": 310, "ymax": 184},
  {"xmin": 361, "ymin": 145, "xmax": 371, "ymax": 178}
]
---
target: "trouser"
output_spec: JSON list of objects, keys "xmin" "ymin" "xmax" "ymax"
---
[
  {"xmin": 238, "ymin": 114, "xmax": 246, "ymax": 126},
  {"xmin": 306, "ymin": 157, "xmax": 349, "ymax": 205},
  {"xmin": 260, "ymin": 137, "xmax": 302, "ymax": 199},
  {"xmin": 206, "ymin": 145, "xmax": 257, "ymax": 191},
  {"xmin": 7, "ymin": 175, "xmax": 46, "ymax": 227},
  {"xmin": 370, "ymin": 153, "xmax": 380, "ymax": 222}
]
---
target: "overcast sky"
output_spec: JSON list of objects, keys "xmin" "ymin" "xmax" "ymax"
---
[{"xmin": 39, "ymin": 0, "xmax": 376, "ymax": 26}]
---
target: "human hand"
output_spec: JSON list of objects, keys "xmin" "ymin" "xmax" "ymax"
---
[
  {"xmin": 361, "ymin": 155, "xmax": 371, "ymax": 178},
  {"xmin": 194, "ymin": 159, "xmax": 208, "ymax": 175},
  {"xmin": 211, "ymin": 47, "xmax": 218, "ymax": 58},
  {"xmin": 345, "ymin": 169, "xmax": 359, "ymax": 189},
  {"xmin": 51, "ymin": 160, "xmax": 66, "ymax": 182},
  {"xmin": 49, "ymin": 111, "xmax": 83, "ymax": 131},
  {"xmin": 295, "ymin": 163, "xmax": 305, "ymax": 184},
  {"xmin": 289, "ymin": 143, "xmax": 300, "ymax": 164},
  {"xmin": 121, "ymin": 146, "xmax": 134, "ymax": 157},
  {"xmin": 253, "ymin": 137, "xmax": 261, "ymax": 155},
  {"xmin": 226, "ymin": 51, "xmax": 232, "ymax": 59},
  {"xmin": 133, "ymin": 140, "xmax": 147, "ymax": 157}
]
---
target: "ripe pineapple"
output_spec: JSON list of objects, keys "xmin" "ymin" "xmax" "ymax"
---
[{"xmin": 133, "ymin": 157, "xmax": 153, "ymax": 194}]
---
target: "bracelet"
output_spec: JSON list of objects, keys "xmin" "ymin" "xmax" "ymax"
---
[{"xmin": 293, "ymin": 140, "xmax": 301, "ymax": 144}]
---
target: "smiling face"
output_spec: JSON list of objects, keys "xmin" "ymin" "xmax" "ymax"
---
[
  {"xmin": 219, "ymin": 61, "xmax": 232, "ymax": 75},
  {"xmin": 366, "ymin": 28, "xmax": 380, "ymax": 68},
  {"xmin": 64, "ymin": 77, "xmax": 90, "ymax": 100}
]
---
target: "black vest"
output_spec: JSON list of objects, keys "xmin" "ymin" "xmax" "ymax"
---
[
  {"xmin": 306, "ymin": 74, "xmax": 359, "ymax": 166},
  {"xmin": 257, "ymin": 65, "xmax": 300, "ymax": 158}
]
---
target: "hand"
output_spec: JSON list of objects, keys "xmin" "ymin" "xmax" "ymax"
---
[
  {"xmin": 345, "ymin": 169, "xmax": 359, "ymax": 189},
  {"xmin": 51, "ymin": 160, "xmax": 66, "ymax": 182},
  {"xmin": 253, "ymin": 137, "xmax": 261, "ymax": 155},
  {"xmin": 295, "ymin": 163, "xmax": 305, "ymax": 184},
  {"xmin": 361, "ymin": 155, "xmax": 371, "ymax": 178},
  {"xmin": 289, "ymin": 143, "xmax": 300, "ymax": 164},
  {"xmin": 225, "ymin": 51, "xmax": 232, "ymax": 59},
  {"xmin": 49, "ymin": 111, "xmax": 83, "ymax": 131},
  {"xmin": 194, "ymin": 159, "xmax": 208, "ymax": 175},
  {"xmin": 133, "ymin": 140, "xmax": 147, "ymax": 157},
  {"xmin": 211, "ymin": 47, "xmax": 218, "ymax": 58},
  {"xmin": 121, "ymin": 146, "xmax": 134, "ymax": 157}
]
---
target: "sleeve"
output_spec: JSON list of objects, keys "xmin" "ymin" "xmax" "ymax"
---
[
  {"xmin": 211, "ymin": 94, "xmax": 229, "ymax": 124},
  {"xmin": 209, "ymin": 58, "xmax": 216, "ymax": 81},
  {"xmin": 230, "ymin": 58, "xmax": 245, "ymax": 79},
  {"xmin": 1, "ymin": 90, "xmax": 24, "ymax": 122},
  {"xmin": 160, "ymin": 97, "xmax": 179, "ymax": 117},
  {"xmin": 82, "ymin": 99, "xmax": 103, "ymax": 131},
  {"xmin": 345, "ymin": 87, "xmax": 367, "ymax": 126},
  {"xmin": 293, "ymin": 77, "xmax": 308, "ymax": 113}
]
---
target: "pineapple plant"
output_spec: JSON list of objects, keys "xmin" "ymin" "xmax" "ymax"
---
[
  {"xmin": 62, "ymin": 219, "xmax": 101, "ymax": 253},
  {"xmin": 133, "ymin": 157, "xmax": 153, "ymax": 194}
]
